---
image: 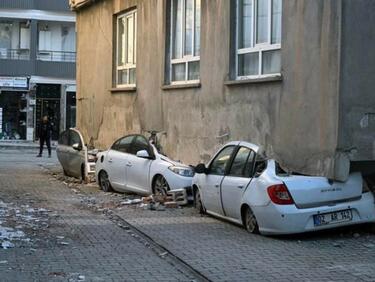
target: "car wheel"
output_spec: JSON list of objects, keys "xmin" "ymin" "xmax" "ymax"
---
[
  {"xmin": 244, "ymin": 206, "xmax": 259, "ymax": 234},
  {"xmin": 153, "ymin": 175, "xmax": 169, "ymax": 196},
  {"xmin": 194, "ymin": 188, "xmax": 205, "ymax": 214},
  {"xmin": 99, "ymin": 171, "xmax": 112, "ymax": 192}
]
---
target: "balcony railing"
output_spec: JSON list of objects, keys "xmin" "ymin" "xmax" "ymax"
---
[
  {"xmin": 0, "ymin": 49, "xmax": 30, "ymax": 60},
  {"xmin": 37, "ymin": 50, "xmax": 76, "ymax": 63}
]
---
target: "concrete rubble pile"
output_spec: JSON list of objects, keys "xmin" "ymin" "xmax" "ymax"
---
[
  {"xmin": 123, "ymin": 189, "xmax": 189, "ymax": 211},
  {"xmin": 49, "ymin": 167, "xmax": 191, "ymax": 214}
]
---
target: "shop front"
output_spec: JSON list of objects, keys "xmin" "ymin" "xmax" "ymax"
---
[{"xmin": 0, "ymin": 77, "xmax": 29, "ymax": 140}]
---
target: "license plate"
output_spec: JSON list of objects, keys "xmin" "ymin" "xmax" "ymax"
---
[{"xmin": 313, "ymin": 209, "xmax": 353, "ymax": 226}]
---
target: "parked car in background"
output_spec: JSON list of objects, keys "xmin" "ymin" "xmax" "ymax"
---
[
  {"xmin": 192, "ymin": 141, "xmax": 375, "ymax": 235},
  {"xmin": 95, "ymin": 134, "xmax": 194, "ymax": 197},
  {"xmin": 56, "ymin": 128, "xmax": 97, "ymax": 181}
]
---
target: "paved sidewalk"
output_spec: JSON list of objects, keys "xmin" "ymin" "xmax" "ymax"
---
[
  {"xmin": 7, "ymin": 148, "xmax": 375, "ymax": 282},
  {"xmin": 48, "ymin": 164, "xmax": 375, "ymax": 282},
  {"xmin": 0, "ymin": 149, "xmax": 200, "ymax": 281}
]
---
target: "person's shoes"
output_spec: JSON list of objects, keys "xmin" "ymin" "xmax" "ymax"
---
[{"xmin": 36, "ymin": 154, "xmax": 42, "ymax": 157}]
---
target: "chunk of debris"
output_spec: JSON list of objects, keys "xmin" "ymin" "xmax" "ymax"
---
[
  {"xmin": 1, "ymin": 241, "xmax": 15, "ymax": 249},
  {"xmin": 159, "ymin": 251, "xmax": 168, "ymax": 258},
  {"xmin": 48, "ymin": 272, "xmax": 66, "ymax": 277},
  {"xmin": 121, "ymin": 199, "xmax": 142, "ymax": 205},
  {"xmin": 164, "ymin": 201, "xmax": 178, "ymax": 209},
  {"xmin": 142, "ymin": 196, "xmax": 153, "ymax": 204},
  {"xmin": 167, "ymin": 189, "xmax": 188, "ymax": 205}
]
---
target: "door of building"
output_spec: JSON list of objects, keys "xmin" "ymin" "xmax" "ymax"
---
[
  {"xmin": 35, "ymin": 98, "xmax": 60, "ymax": 140},
  {"xmin": 35, "ymin": 84, "xmax": 61, "ymax": 140}
]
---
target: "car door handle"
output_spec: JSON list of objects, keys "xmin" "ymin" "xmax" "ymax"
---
[
  {"xmin": 126, "ymin": 162, "xmax": 132, "ymax": 167},
  {"xmin": 214, "ymin": 184, "xmax": 220, "ymax": 188},
  {"xmin": 108, "ymin": 159, "xmax": 113, "ymax": 163},
  {"xmin": 237, "ymin": 185, "xmax": 244, "ymax": 189}
]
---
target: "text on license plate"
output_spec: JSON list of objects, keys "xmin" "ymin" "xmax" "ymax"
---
[{"xmin": 313, "ymin": 209, "xmax": 353, "ymax": 226}]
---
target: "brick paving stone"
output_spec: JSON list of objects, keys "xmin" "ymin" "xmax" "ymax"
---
[
  {"xmin": 113, "ymin": 190, "xmax": 375, "ymax": 282},
  {"xmin": 11, "ymin": 149, "xmax": 375, "ymax": 282},
  {"xmin": 0, "ymin": 149, "xmax": 197, "ymax": 281}
]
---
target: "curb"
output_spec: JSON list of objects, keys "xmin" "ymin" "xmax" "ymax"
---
[{"xmin": 0, "ymin": 145, "xmax": 57, "ymax": 150}]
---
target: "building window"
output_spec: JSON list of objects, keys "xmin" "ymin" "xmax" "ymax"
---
[
  {"xmin": 169, "ymin": 0, "xmax": 201, "ymax": 84},
  {"xmin": 37, "ymin": 22, "xmax": 76, "ymax": 63},
  {"xmin": 235, "ymin": 0, "xmax": 282, "ymax": 79},
  {"xmin": 116, "ymin": 10, "xmax": 137, "ymax": 87},
  {"xmin": 0, "ymin": 20, "xmax": 30, "ymax": 60}
]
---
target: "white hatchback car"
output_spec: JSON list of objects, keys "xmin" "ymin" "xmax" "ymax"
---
[
  {"xmin": 193, "ymin": 141, "xmax": 375, "ymax": 235},
  {"xmin": 95, "ymin": 134, "xmax": 194, "ymax": 197}
]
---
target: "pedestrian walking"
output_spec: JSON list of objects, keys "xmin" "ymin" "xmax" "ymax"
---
[{"xmin": 36, "ymin": 116, "xmax": 53, "ymax": 158}]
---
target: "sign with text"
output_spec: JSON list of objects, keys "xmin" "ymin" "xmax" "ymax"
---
[{"xmin": 0, "ymin": 77, "xmax": 28, "ymax": 88}]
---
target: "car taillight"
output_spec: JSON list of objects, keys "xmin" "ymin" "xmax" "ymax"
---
[{"xmin": 267, "ymin": 184, "xmax": 294, "ymax": 205}]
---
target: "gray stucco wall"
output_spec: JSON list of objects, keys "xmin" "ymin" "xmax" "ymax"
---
[
  {"xmin": 76, "ymin": 0, "xmax": 282, "ymax": 165},
  {"xmin": 274, "ymin": 0, "xmax": 342, "ymax": 179},
  {"xmin": 75, "ymin": 0, "xmax": 373, "ymax": 180},
  {"xmin": 338, "ymin": 0, "xmax": 375, "ymax": 162}
]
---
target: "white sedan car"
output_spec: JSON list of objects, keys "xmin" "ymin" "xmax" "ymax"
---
[
  {"xmin": 193, "ymin": 141, "xmax": 375, "ymax": 235},
  {"xmin": 95, "ymin": 134, "xmax": 194, "ymax": 197}
]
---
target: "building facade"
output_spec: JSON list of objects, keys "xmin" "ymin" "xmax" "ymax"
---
[
  {"xmin": 71, "ymin": 0, "xmax": 375, "ymax": 181},
  {"xmin": 0, "ymin": 0, "xmax": 76, "ymax": 141}
]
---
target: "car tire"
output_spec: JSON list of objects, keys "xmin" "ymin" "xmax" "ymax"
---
[
  {"xmin": 194, "ymin": 188, "xmax": 205, "ymax": 214},
  {"xmin": 153, "ymin": 175, "xmax": 169, "ymax": 196},
  {"xmin": 80, "ymin": 165, "xmax": 86, "ymax": 184},
  {"xmin": 243, "ymin": 206, "xmax": 259, "ymax": 234},
  {"xmin": 99, "ymin": 170, "xmax": 112, "ymax": 192},
  {"xmin": 63, "ymin": 169, "xmax": 68, "ymax": 176}
]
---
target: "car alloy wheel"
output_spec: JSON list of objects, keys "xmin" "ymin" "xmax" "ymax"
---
[
  {"xmin": 244, "ymin": 206, "xmax": 259, "ymax": 234},
  {"xmin": 99, "ymin": 171, "xmax": 112, "ymax": 192},
  {"xmin": 153, "ymin": 175, "xmax": 169, "ymax": 196}
]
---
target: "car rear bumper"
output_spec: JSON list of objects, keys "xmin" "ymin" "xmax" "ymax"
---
[{"xmin": 253, "ymin": 192, "xmax": 375, "ymax": 235}]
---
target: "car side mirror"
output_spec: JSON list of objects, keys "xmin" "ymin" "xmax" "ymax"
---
[
  {"xmin": 195, "ymin": 163, "xmax": 207, "ymax": 174},
  {"xmin": 136, "ymin": 150, "xmax": 151, "ymax": 159},
  {"xmin": 72, "ymin": 143, "xmax": 82, "ymax": 151}
]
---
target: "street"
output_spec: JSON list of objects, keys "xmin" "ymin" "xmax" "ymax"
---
[{"xmin": 1, "ymin": 148, "xmax": 375, "ymax": 282}]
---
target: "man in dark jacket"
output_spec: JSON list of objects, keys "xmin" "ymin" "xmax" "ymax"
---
[{"xmin": 37, "ymin": 116, "xmax": 52, "ymax": 157}]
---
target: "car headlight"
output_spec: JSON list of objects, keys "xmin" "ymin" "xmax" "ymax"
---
[{"xmin": 168, "ymin": 166, "xmax": 195, "ymax": 177}]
